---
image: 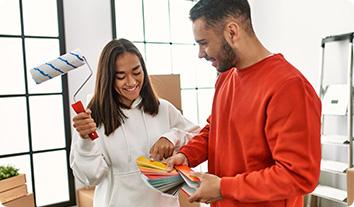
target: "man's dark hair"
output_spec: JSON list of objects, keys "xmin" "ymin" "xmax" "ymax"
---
[{"xmin": 190, "ymin": 0, "xmax": 254, "ymax": 33}]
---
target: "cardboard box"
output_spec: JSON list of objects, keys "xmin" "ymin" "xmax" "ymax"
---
[
  {"xmin": 178, "ymin": 190, "xmax": 200, "ymax": 207},
  {"xmin": 77, "ymin": 187, "xmax": 94, "ymax": 207},
  {"xmin": 0, "ymin": 174, "xmax": 27, "ymax": 204},
  {"xmin": 0, "ymin": 185, "xmax": 27, "ymax": 204},
  {"xmin": 76, "ymin": 187, "xmax": 200, "ymax": 207},
  {"xmin": 150, "ymin": 74, "xmax": 182, "ymax": 112},
  {"xmin": 3, "ymin": 193, "xmax": 35, "ymax": 207},
  {"xmin": 0, "ymin": 174, "xmax": 26, "ymax": 193}
]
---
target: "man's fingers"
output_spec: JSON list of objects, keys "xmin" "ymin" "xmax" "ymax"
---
[
  {"xmin": 208, "ymin": 197, "xmax": 222, "ymax": 203},
  {"xmin": 190, "ymin": 172, "xmax": 203, "ymax": 180},
  {"xmin": 188, "ymin": 190, "xmax": 201, "ymax": 203},
  {"xmin": 166, "ymin": 157, "xmax": 176, "ymax": 172}
]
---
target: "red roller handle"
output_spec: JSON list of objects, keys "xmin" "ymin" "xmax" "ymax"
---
[{"xmin": 71, "ymin": 100, "xmax": 98, "ymax": 140}]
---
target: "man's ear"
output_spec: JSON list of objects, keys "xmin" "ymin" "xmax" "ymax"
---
[{"xmin": 223, "ymin": 21, "xmax": 240, "ymax": 46}]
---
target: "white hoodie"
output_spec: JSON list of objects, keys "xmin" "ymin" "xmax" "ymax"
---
[{"xmin": 70, "ymin": 98, "xmax": 200, "ymax": 207}]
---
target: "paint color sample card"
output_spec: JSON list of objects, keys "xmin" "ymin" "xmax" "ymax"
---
[{"xmin": 136, "ymin": 156, "xmax": 200, "ymax": 196}]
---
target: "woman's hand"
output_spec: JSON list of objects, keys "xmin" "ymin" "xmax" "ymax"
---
[
  {"xmin": 72, "ymin": 109, "xmax": 97, "ymax": 139},
  {"xmin": 149, "ymin": 137, "xmax": 175, "ymax": 161}
]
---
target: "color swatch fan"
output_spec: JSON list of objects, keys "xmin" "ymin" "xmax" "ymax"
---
[
  {"xmin": 29, "ymin": 50, "xmax": 98, "ymax": 140},
  {"xmin": 136, "ymin": 156, "xmax": 200, "ymax": 196}
]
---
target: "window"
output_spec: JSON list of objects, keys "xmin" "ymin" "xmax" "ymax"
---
[
  {"xmin": 0, "ymin": 0, "xmax": 75, "ymax": 206},
  {"xmin": 112, "ymin": 0, "xmax": 216, "ymax": 172},
  {"xmin": 112, "ymin": 0, "xmax": 216, "ymax": 128}
]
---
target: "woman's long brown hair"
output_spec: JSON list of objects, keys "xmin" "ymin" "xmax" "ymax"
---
[{"xmin": 88, "ymin": 38, "xmax": 159, "ymax": 136}]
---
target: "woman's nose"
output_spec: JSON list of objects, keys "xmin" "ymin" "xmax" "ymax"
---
[{"xmin": 125, "ymin": 75, "xmax": 136, "ymax": 86}]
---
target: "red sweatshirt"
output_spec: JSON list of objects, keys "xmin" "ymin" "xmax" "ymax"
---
[{"xmin": 180, "ymin": 54, "xmax": 321, "ymax": 207}]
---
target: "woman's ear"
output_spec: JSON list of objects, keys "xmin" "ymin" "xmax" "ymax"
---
[{"xmin": 223, "ymin": 21, "xmax": 240, "ymax": 46}]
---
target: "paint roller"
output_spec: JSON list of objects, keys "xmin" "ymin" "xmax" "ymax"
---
[{"xmin": 30, "ymin": 50, "xmax": 98, "ymax": 140}]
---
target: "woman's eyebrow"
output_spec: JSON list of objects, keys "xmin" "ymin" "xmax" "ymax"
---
[
  {"xmin": 116, "ymin": 64, "xmax": 140, "ymax": 74},
  {"xmin": 132, "ymin": 65, "xmax": 140, "ymax": 71}
]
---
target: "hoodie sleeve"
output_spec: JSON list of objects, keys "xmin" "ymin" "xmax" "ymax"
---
[
  {"xmin": 70, "ymin": 131, "xmax": 111, "ymax": 186},
  {"xmin": 160, "ymin": 101, "xmax": 201, "ymax": 150}
]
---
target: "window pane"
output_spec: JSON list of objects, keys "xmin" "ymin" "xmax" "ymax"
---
[
  {"xmin": 0, "ymin": 155, "xmax": 33, "ymax": 193},
  {"xmin": 0, "ymin": 97, "xmax": 29, "ymax": 155},
  {"xmin": 115, "ymin": 0, "xmax": 144, "ymax": 41},
  {"xmin": 29, "ymin": 95, "xmax": 66, "ymax": 151},
  {"xmin": 198, "ymin": 88, "xmax": 214, "ymax": 125},
  {"xmin": 181, "ymin": 89, "xmax": 198, "ymax": 124},
  {"xmin": 33, "ymin": 150, "xmax": 69, "ymax": 206},
  {"xmin": 145, "ymin": 43, "xmax": 172, "ymax": 74},
  {"xmin": 171, "ymin": 44, "xmax": 198, "ymax": 88},
  {"xmin": 144, "ymin": 0, "xmax": 170, "ymax": 42},
  {"xmin": 196, "ymin": 59, "xmax": 217, "ymax": 87},
  {"xmin": 25, "ymin": 38, "xmax": 62, "ymax": 94},
  {"xmin": 22, "ymin": 0, "xmax": 58, "ymax": 36},
  {"xmin": 170, "ymin": 0, "xmax": 195, "ymax": 43},
  {"xmin": 134, "ymin": 42, "xmax": 146, "ymax": 60},
  {"xmin": 0, "ymin": 38, "xmax": 25, "ymax": 95},
  {"xmin": 0, "ymin": 0, "xmax": 21, "ymax": 35}
]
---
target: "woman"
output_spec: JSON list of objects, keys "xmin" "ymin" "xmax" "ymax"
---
[{"xmin": 70, "ymin": 39, "xmax": 200, "ymax": 207}]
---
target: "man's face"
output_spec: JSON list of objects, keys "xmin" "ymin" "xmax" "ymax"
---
[{"xmin": 193, "ymin": 18, "xmax": 236, "ymax": 72}]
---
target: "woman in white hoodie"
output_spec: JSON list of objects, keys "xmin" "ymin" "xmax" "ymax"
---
[{"xmin": 70, "ymin": 38, "xmax": 200, "ymax": 207}]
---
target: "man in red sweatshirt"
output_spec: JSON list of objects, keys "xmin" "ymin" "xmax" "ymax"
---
[{"xmin": 166, "ymin": 0, "xmax": 321, "ymax": 206}]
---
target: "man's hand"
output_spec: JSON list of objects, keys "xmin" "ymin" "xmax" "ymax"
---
[
  {"xmin": 72, "ymin": 109, "xmax": 97, "ymax": 139},
  {"xmin": 149, "ymin": 137, "xmax": 174, "ymax": 161},
  {"xmin": 188, "ymin": 172, "xmax": 222, "ymax": 204},
  {"xmin": 166, "ymin": 153, "xmax": 189, "ymax": 171}
]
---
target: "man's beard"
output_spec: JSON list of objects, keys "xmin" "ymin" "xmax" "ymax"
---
[{"xmin": 217, "ymin": 38, "xmax": 237, "ymax": 73}]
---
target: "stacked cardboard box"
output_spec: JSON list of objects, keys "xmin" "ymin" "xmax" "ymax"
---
[
  {"xmin": 0, "ymin": 174, "xmax": 35, "ymax": 207},
  {"xmin": 77, "ymin": 186, "xmax": 199, "ymax": 207}
]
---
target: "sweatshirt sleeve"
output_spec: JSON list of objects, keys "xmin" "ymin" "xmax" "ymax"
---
[
  {"xmin": 70, "ymin": 132, "xmax": 110, "ymax": 186},
  {"xmin": 220, "ymin": 77, "xmax": 321, "ymax": 202},
  {"xmin": 160, "ymin": 101, "xmax": 201, "ymax": 149},
  {"xmin": 179, "ymin": 117, "xmax": 210, "ymax": 167}
]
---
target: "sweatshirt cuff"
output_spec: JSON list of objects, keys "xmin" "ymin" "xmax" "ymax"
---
[
  {"xmin": 161, "ymin": 131, "xmax": 179, "ymax": 146},
  {"xmin": 78, "ymin": 137, "xmax": 96, "ymax": 152},
  {"xmin": 221, "ymin": 176, "xmax": 239, "ymax": 200}
]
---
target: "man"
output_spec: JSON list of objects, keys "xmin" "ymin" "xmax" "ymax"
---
[{"xmin": 167, "ymin": 0, "xmax": 321, "ymax": 206}]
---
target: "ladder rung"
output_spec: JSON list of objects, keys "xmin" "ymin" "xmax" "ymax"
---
[
  {"xmin": 321, "ymin": 135, "xmax": 350, "ymax": 145},
  {"xmin": 312, "ymin": 185, "xmax": 347, "ymax": 203},
  {"xmin": 321, "ymin": 159, "xmax": 348, "ymax": 173}
]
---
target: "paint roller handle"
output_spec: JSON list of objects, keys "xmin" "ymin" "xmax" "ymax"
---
[{"xmin": 71, "ymin": 100, "xmax": 99, "ymax": 140}]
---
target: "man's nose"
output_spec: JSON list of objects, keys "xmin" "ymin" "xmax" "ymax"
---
[{"xmin": 198, "ymin": 47, "xmax": 206, "ymax": 59}]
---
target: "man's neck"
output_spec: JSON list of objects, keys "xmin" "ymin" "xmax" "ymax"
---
[{"xmin": 236, "ymin": 36, "xmax": 271, "ymax": 69}]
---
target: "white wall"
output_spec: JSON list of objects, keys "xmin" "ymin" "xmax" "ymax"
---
[
  {"xmin": 63, "ymin": 0, "xmax": 112, "ymax": 189},
  {"xmin": 63, "ymin": 0, "xmax": 112, "ymax": 110},
  {"xmin": 249, "ymin": 0, "xmax": 354, "ymax": 89}
]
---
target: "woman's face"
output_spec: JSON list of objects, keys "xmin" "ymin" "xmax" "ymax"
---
[{"xmin": 114, "ymin": 52, "xmax": 144, "ymax": 107}]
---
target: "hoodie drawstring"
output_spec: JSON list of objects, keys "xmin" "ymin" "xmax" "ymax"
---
[
  {"xmin": 142, "ymin": 111, "xmax": 151, "ymax": 156},
  {"xmin": 121, "ymin": 124, "xmax": 132, "ymax": 162},
  {"xmin": 119, "ymin": 97, "xmax": 151, "ymax": 162}
]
